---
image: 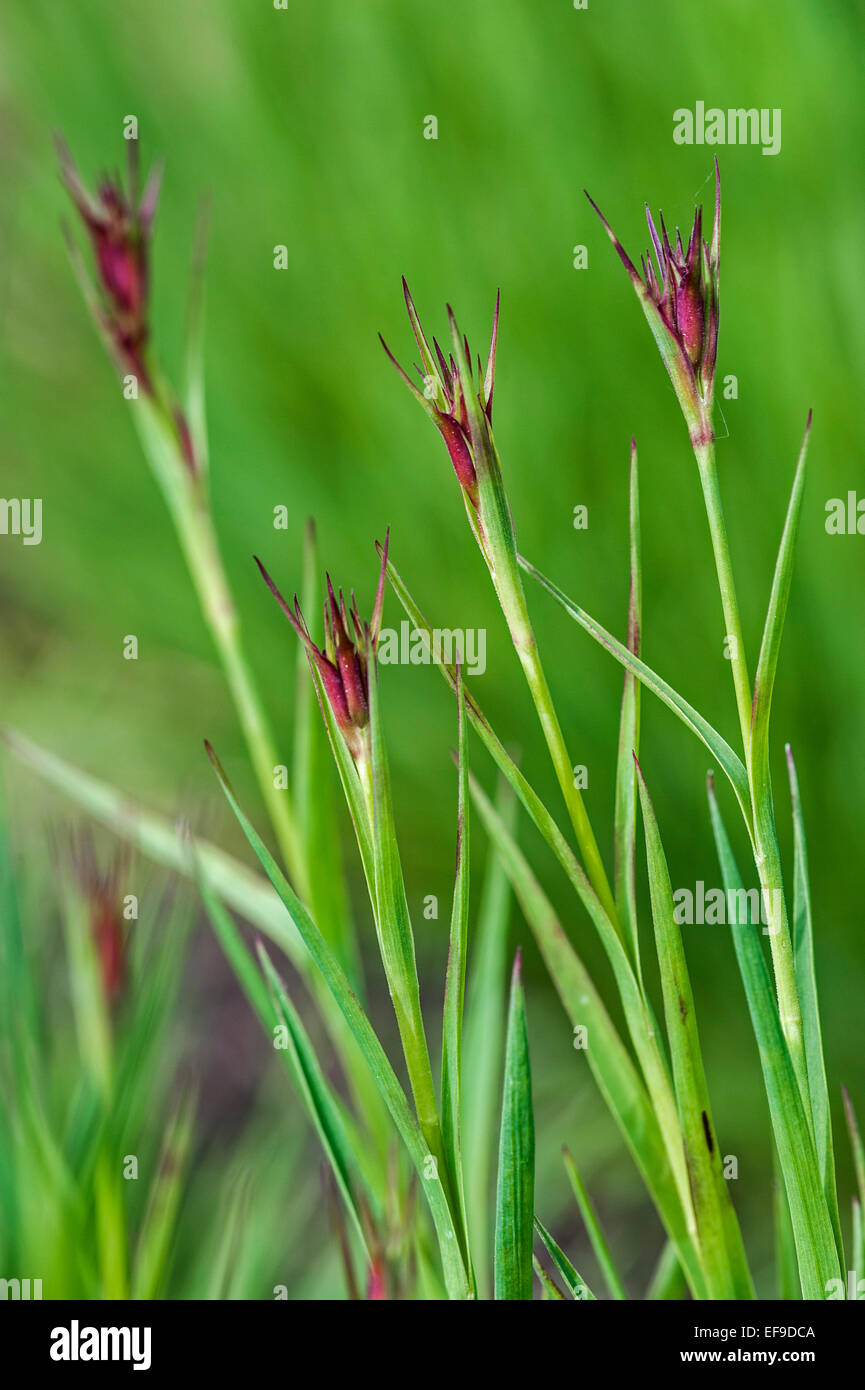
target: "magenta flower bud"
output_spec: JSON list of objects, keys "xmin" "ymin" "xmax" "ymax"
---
[
  {"xmin": 58, "ymin": 138, "xmax": 162, "ymax": 395},
  {"xmin": 59, "ymin": 138, "xmax": 202, "ymax": 476},
  {"xmin": 379, "ymin": 280, "xmax": 499, "ymax": 513},
  {"xmin": 587, "ymin": 160, "xmax": 721, "ymax": 440},
  {"xmin": 255, "ymin": 532, "xmax": 389, "ymax": 765}
]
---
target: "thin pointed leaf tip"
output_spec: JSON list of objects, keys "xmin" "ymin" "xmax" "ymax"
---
[
  {"xmin": 587, "ymin": 160, "xmax": 721, "ymax": 433},
  {"xmin": 255, "ymin": 531, "xmax": 390, "ymax": 767},
  {"xmin": 380, "ymin": 281, "xmax": 500, "ymax": 511}
]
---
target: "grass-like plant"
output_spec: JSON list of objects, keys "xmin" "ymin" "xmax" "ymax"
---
[{"xmin": 6, "ymin": 143, "xmax": 863, "ymax": 1300}]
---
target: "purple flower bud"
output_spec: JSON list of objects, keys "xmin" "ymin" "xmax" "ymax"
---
[
  {"xmin": 58, "ymin": 138, "xmax": 162, "ymax": 394},
  {"xmin": 255, "ymin": 532, "xmax": 390, "ymax": 766},
  {"xmin": 587, "ymin": 160, "xmax": 722, "ymax": 432},
  {"xmin": 380, "ymin": 282, "xmax": 500, "ymax": 512}
]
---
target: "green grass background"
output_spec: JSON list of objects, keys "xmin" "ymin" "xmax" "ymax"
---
[{"xmin": 1, "ymin": 0, "xmax": 863, "ymax": 1294}]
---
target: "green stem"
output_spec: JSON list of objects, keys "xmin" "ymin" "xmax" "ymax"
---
[
  {"xmin": 694, "ymin": 440, "xmax": 753, "ymax": 759},
  {"xmin": 496, "ymin": 569, "xmax": 618, "ymax": 928},
  {"xmin": 693, "ymin": 436, "xmax": 807, "ymax": 1101},
  {"xmin": 752, "ymin": 808, "xmax": 808, "ymax": 1101},
  {"xmin": 356, "ymin": 756, "xmax": 450, "ymax": 1200},
  {"xmin": 174, "ymin": 494, "xmax": 308, "ymax": 900}
]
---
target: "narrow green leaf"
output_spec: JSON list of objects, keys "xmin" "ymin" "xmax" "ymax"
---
[
  {"xmin": 199, "ymin": 861, "xmax": 377, "ymax": 1243},
  {"xmin": 534, "ymin": 1216, "xmax": 595, "ymax": 1300},
  {"xmin": 614, "ymin": 439, "xmax": 642, "ymax": 973},
  {"xmin": 517, "ymin": 554, "xmax": 753, "ymax": 830},
  {"xmin": 750, "ymin": 419, "xmax": 811, "ymax": 815},
  {"xmin": 131, "ymin": 1093, "xmax": 196, "ymax": 1299},
  {"xmin": 851, "ymin": 1198, "xmax": 863, "ymax": 1294},
  {"xmin": 495, "ymin": 953, "xmax": 534, "ymax": 1300},
  {"xmin": 532, "ymin": 1254, "xmax": 565, "ymax": 1300},
  {"xmin": 440, "ymin": 668, "xmax": 472, "ymax": 1263},
  {"xmin": 786, "ymin": 743, "xmax": 843, "ymax": 1262},
  {"xmin": 463, "ymin": 775, "xmax": 517, "ymax": 1298},
  {"xmin": 773, "ymin": 1147, "xmax": 800, "ymax": 1300},
  {"xmin": 645, "ymin": 1241, "xmax": 687, "ymax": 1301},
  {"xmin": 843, "ymin": 1087, "xmax": 865, "ymax": 1223},
  {"xmin": 381, "ymin": 558, "xmax": 698, "ymax": 1250},
  {"xmin": 366, "ymin": 651, "xmax": 446, "ymax": 1192},
  {"xmin": 562, "ymin": 1145, "xmax": 627, "ymax": 1300},
  {"xmin": 636, "ymin": 759, "xmax": 751, "ymax": 1300},
  {"xmin": 206, "ymin": 1171, "xmax": 252, "ymax": 1300},
  {"xmin": 258, "ymin": 943, "xmax": 374, "ymax": 1259},
  {"xmin": 708, "ymin": 775, "xmax": 842, "ymax": 1299},
  {"xmin": 471, "ymin": 771, "xmax": 705, "ymax": 1298},
  {"xmin": 204, "ymin": 741, "xmax": 470, "ymax": 1299}
]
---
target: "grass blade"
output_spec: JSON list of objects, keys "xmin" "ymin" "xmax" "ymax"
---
[
  {"xmin": 201, "ymin": 862, "xmax": 379, "ymax": 1237},
  {"xmin": 708, "ymin": 775, "xmax": 842, "ymax": 1299},
  {"xmin": 440, "ymin": 668, "xmax": 472, "ymax": 1264},
  {"xmin": 614, "ymin": 439, "xmax": 642, "ymax": 973},
  {"xmin": 470, "ymin": 770, "xmax": 705, "ymax": 1297},
  {"xmin": 258, "ymin": 943, "xmax": 374, "ymax": 1259},
  {"xmin": 750, "ymin": 419, "xmax": 811, "ymax": 811},
  {"xmin": 204, "ymin": 740, "xmax": 471, "ymax": 1299},
  {"xmin": 534, "ymin": 1216, "xmax": 596, "ymax": 1300},
  {"xmin": 381, "ymin": 558, "xmax": 697, "ymax": 1249},
  {"xmin": 562, "ymin": 1145, "xmax": 627, "ymax": 1299},
  {"xmin": 366, "ymin": 652, "xmax": 448, "ymax": 1202},
  {"xmin": 786, "ymin": 743, "xmax": 843, "ymax": 1261},
  {"xmin": 494, "ymin": 952, "xmax": 534, "ymax": 1300},
  {"xmin": 463, "ymin": 776, "xmax": 517, "ymax": 1297},
  {"xmin": 773, "ymin": 1147, "xmax": 800, "ymax": 1299},
  {"xmin": 533, "ymin": 1253, "xmax": 565, "ymax": 1300},
  {"xmin": 645, "ymin": 1240, "xmax": 687, "ymax": 1301},
  {"xmin": 517, "ymin": 554, "xmax": 752, "ymax": 829},
  {"xmin": 842, "ymin": 1087, "xmax": 865, "ymax": 1234},
  {"xmin": 131, "ymin": 1093, "xmax": 195, "ymax": 1299},
  {"xmin": 636, "ymin": 758, "xmax": 751, "ymax": 1299}
]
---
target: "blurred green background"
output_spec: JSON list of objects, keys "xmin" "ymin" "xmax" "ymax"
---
[{"xmin": 1, "ymin": 0, "xmax": 863, "ymax": 1295}]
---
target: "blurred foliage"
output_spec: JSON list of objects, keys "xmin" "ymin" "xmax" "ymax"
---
[{"xmin": 1, "ymin": 0, "xmax": 863, "ymax": 1294}]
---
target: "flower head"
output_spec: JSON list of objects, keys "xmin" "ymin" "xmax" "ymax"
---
[
  {"xmin": 58, "ymin": 138, "xmax": 163, "ymax": 395},
  {"xmin": 255, "ymin": 532, "xmax": 389, "ymax": 765},
  {"xmin": 380, "ymin": 281, "xmax": 500, "ymax": 513},
  {"xmin": 587, "ymin": 160, "xmax": 721, "ymax": 441}
]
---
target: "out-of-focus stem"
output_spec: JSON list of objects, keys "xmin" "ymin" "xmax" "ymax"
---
[{"xmin": 95, "ymin": 1150, "xmax": 128, "ymax": 1299}]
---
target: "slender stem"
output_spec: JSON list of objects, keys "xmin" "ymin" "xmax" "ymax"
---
[
  {"xmin": 357, "ymin": 755, "xmax": 461, "ymax": 1245},
  {"xmin": 693, "ymin": 436, "xmax": 807, "ymax": 1098},
  {"xmin": 693, "ymin": 440, "xmax": 752, "ymax": 758},
  {"xmin": 175, "ymin": 496, "xmax": 308, "ymax": 899},
  {"xmin": 752, "ymin": 809, "xmax": 808, "ymax": 1100},
  {"xmin": 496, "ymin": 569, "xmax": 618, "ymax": 927}
]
